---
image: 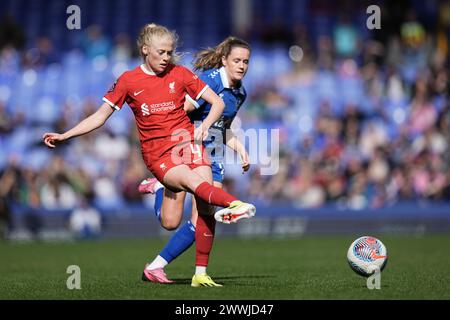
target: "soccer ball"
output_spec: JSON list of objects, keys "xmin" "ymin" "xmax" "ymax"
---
[{"xmin": 347, "ymin": 236, "xmax": 388, "ymax": 277}]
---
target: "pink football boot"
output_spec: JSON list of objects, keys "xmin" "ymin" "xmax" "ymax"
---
[
  {"xmin": 142, "ymin": 265, "xmax": 174, "ymax": 284},
  {"xmin": 138, "ymin": 178, "xmax": 159, "ymax": 194}
]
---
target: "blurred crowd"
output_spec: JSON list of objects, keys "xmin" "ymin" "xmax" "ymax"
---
[
  {"xmin": 241, "ymin": 3, "xmax": 450, "ymax": 207},
  {"xmin": 1, "ymin": 1, "xmax": 450, "ymax": 239}
]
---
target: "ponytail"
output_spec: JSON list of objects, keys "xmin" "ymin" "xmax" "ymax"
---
[{"xmin": 193, "ymin": 36, "xmax": 251, "ymax": 71}]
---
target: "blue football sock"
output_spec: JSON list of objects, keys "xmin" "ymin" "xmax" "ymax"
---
[
  {"xmin": 159, "ymin": 220, "xmax": 196, "ymax": 264},
  {"xmin": 154, "ymin": 187, "xmax": 164, "ymax": 222}
]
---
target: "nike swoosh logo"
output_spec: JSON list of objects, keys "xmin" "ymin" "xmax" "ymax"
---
[
  {"xmin": 134, "ymin": 90, "xmax": 144, "ymax": 96},
  {"xmin": 203, "ymin": 233, "xmax": 213, "ymax": 237},
  {"xmin": 371, "ymin": 252, "xmax": 386, "ymax": 259}
]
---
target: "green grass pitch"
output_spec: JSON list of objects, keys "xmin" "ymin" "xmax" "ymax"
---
[{"xmin": 1, "ymin": 234, "xmax": 449, "ymax": 299}]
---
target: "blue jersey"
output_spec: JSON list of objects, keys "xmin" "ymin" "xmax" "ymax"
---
[
  {"xmin": 188, "ymin": 66, "xmax": 246, "ymax": 131},
  {"xmin": 187, "ymin": 67, "xmax": 247, "ymax": 182}
]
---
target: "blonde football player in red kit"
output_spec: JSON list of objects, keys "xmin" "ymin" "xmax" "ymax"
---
[{"xmin": 43, "ymin": 23, "xmax": 256, "ymax": 286}]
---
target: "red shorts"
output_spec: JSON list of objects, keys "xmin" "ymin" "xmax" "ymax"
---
[{"xmin": 145, "ymin": 141, "xmax": 211, "ymax": 182}]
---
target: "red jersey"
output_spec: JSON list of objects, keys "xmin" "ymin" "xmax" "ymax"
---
[{"xmin": 103, "ymin": 64, "xmax": 208, "ymax": 165}]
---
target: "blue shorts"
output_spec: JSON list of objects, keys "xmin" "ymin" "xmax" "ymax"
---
[
  {"xmin": 203, "ymin": 139, "xmax": 225, "ymax": 184},
  {"xmin": 211, "ymin": 161, "xmax": 225, "ymax": 184}
]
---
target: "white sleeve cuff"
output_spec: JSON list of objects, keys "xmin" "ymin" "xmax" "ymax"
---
[
  {"xmin": 103, "ymin": 97, "xmax": 120, "ymax": 110},
  {"xmin": 195, "ymin": 85, "xmax": 209, "ymax": 100},
  {"xmin": 185, "ymin": 94, "xmax": 200, "ymax": 109}
]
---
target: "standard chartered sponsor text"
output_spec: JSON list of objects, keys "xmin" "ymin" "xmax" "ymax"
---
[{"xmin": 150, "ymin": 101, "xmax": 176, "ymax": 113}]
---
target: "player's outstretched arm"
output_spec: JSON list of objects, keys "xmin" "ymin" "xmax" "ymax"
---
[
  {"xmin": 193, "ymin": 88, "xmax": 224, "ymax": 141},
  {"xmin": 43, "ymin": 102, "xmax": 114, "ymax": 148}
]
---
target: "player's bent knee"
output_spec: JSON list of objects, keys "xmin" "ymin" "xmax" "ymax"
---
[{"xmin": 161, "ymin": 217, "xmax": 181, "ymax": 231}]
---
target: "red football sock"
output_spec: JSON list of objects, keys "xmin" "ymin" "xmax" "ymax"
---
[
  {"xmin": 194, "ymin": 182, "xmax": 237, "ymax": 207},
  {"xmin": 195, "ymin": 214, "xmax": 216, "ymax": 267}
]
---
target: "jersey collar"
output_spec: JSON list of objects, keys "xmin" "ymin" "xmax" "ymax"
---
[
  {"xmin": 140, "ymin": 64, "xmax": 156, "ymax": 75},
  {"xmin": 219, "ymin": 66, "xmax": 230, "ymax": 89}
]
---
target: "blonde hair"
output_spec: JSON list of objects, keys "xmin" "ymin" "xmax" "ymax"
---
[
  {"xmin": 193, "ymin": 36, "xmax": 251, "ymax": 71},
  {"xmin": 137, "ymin": 23, "xmax": 181, "ymax": 63}
]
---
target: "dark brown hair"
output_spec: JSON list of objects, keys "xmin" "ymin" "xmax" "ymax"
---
[{"xmin": 193, "ymin": 36, "xmax": 251, "ymax": 71}]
